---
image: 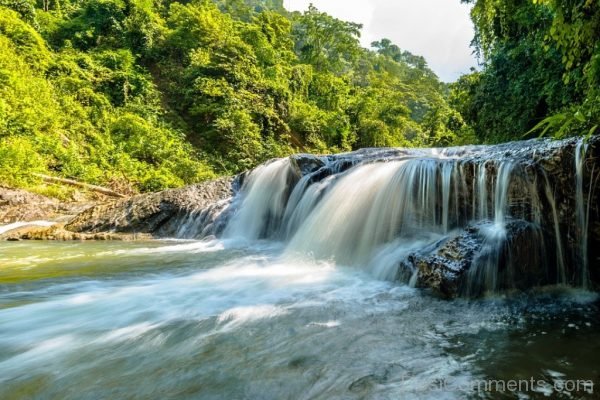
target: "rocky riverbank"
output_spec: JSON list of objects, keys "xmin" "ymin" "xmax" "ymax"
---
[
  {"xmin": 0, "ymin": 187, "xmax": 93, "ymax": 225},
  {"xmin": 0, "ymin": 177, "xmax": 236, "ymax": 241}
]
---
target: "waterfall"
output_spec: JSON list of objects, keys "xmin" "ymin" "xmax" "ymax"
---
[
  {"xmin": 216, "ymin": 137, "xmax": 596, "ymax": 296},
  {"xmin": 224, "ymin": 159, "xmax": 298, "ymax": 240},
  {"xmin": 286, "ymin": 161, "xmax": 412, "ymax": 265},
  {"xmin": 543, "ymin": 173, "xmax": 567, "ymax": 284},
  {"xmin": 466, "ymin": 162, "xmax": 513, "ymax": 295},
  {"xmin": 285, "ymin": 158, "xmax": 451, "ymax": 266},
  {"xmin": 476, "ymin": 162, "xmax": 489, "ymax": 220},
  {"xmin": 494, "ymin": 162, "xmax": 513, "ymax": 225},
  {"xmin": 441, "ymin": 162, "xmax": 454, "ymax": 233},
  {"xmin": 281, "ymin": 173, "xmax": 335, "ymax": 240},
  {"xmin": 575, "ymin": 139, "xmax": 591, "ymax": 288}
]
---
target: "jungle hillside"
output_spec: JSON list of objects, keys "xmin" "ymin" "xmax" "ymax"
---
[{"xmin": 0, "ymin": 0, "xmax": 598, "ymax": 195}]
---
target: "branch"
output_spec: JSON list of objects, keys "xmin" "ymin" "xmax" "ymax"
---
[{"xmin": 33, "ymin": 174, "xmax": 127, "ymax": 198}]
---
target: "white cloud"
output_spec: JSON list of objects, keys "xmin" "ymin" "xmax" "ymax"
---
[{"xmin": 283, "ymin": 0, "xmax": 478, "ymax": 82}]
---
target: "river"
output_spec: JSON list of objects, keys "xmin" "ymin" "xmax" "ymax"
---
[{"xmin": 0, "ymin": 240, "xmax": 598, "ymax": 399}]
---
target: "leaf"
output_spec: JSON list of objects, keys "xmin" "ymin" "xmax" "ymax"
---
[{"xmin": 524, "ymin": 113, "xmax": 568, "ymax": 138}]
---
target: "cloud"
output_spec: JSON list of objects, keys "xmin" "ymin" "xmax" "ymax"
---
[{"xmin": 283, "ymin": 0, "xmax": 478, "ymax": 82}]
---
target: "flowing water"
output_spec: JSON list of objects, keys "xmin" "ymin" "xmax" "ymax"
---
[
  {"xmin": 1, "ymin": 138, "xmax": 598, "ymax": 399},
  {"xmin": 0, "ymin": 241, "xmax": 598, "ymax": 399}
]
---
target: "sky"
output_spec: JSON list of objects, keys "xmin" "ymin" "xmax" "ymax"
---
[{"xmin": 283, "ymin": 0, "xmax": 478, "ymax": 82}]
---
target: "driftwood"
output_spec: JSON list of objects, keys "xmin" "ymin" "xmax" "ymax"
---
[{"xmin": 33, "ymin": 174, "xmax": 126, "ymax": 198}]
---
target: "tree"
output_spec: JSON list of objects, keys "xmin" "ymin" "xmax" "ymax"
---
[
  {"xmin": 1, "ymin": 0, "xmax": 469, "ymax": 194},
  {"xmin": 457, "ymin": 0, "xmax": 599, "ymax": 141},
  {"xmin": 292, "ymin": 5, "xmax": 362, "ymax": 74}
]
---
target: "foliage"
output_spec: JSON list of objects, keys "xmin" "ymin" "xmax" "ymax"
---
[
  {"xmin": 0, "ymin": 6, "xmax": 213, "ymax": 193},
  {"xmin": 0, "ymin": 0, "xmax": 468, "ymax": 195},
  {"xmin": 455, "ymin": 0, "xmax": 600, "ymax": 141}
]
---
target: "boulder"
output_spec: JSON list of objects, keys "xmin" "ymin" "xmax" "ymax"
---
[
  {"xmin": 0, "ymin": 187, "xmax": 60, "ymax": 223},
  {"xmin": 401, "ymin": 227, "xmax": 481, "ymax": 298},
  {"xmin": 290, "ymin": 154, "xmax": 326, "ymax": 176},
  {"xmin": 403, "ymin": 220, "xmax": 547, "ymax": 298}
]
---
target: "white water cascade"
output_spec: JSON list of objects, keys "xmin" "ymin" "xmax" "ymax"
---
[
  {"xmin": 575, "ymin": 139, "xmax": 591, "ymax": 288},
  {"xmin": 286, "ymin": 159, "xmax": 448, "ymax": 266},
  {"xmin": 220, "ymin": 138, "xmax": 596, "ymax": 296},
  {"xmin": 224, "ymin": 159, "xmax": 297, "ymax": 240},
  {"xmin": 465, "ymin": 162, "xmax": 514, "ymax": 295}
]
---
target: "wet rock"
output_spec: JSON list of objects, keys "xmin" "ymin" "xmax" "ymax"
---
[
  {"xmin": 65, "ymin": 177, "xmax": 235, "ymax": 236},
  {"xmin": 157, "ymin": 198, "xmax": 235, "ymax": 238},
  {"xmin": 290, "ymin": 154, "xmax": 325, "ymax": 176},
  {"xmin": 401, "ymin": 227, "xmax": 481, "ymax": 299},
  {"xmin": 404, "ymin": 220, "xmax": 547, "ymax": 298}
]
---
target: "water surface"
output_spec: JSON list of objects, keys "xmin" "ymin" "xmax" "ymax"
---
[{"xmin": 0, "ymin": 241, "xmax": 598, "ymax": 399}]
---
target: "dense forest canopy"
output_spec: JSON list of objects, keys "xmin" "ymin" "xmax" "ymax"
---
[{"xmin": 0, "ymin": 0, "xmax": 598, "ymax": 195}]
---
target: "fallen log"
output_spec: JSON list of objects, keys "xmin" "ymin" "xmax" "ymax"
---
[{"xmin": 33, "ymin": 174, "xmax": 126, "ymax": 198}]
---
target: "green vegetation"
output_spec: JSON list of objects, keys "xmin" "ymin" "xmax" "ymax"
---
[
  {"xmin": 0, "ymin": 0, "xmax": 467, "ymax": 194},
  {"xmin": 451, "ymin": 0, "xmax": 600, "ymax": 142},
  {"xmin": 3, "ymin": 0, "xmax": 597, "ymax": 195}
]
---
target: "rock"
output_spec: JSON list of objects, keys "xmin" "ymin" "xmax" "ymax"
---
[
  {"xmin": 401, "ymin": 228, "xmax": 480, "ymax": 298},
  {"xmin": 64, "ymin": 177, "xmax": 235, "ymax": 237},
  {"xmin": 290, "ymin": 154, "xmax": 326, "ymax": 176},
  {"xmin": 404, "ymin": 220, "xmax": 547, "ymax": 298},
  {"xmin": 155, "ymin": 197, "xmax": 235, "ymax": 239},
  {"xmin": 0, "ymin": 187, "xmax": 59, "ymax": 223},
  {"xmin": 0, "ymin": 224, "xmax": 149, "ymax": 241},
  {"xmin": 0, "ymin": 187, "xmax": 96, "ymax": 224}
]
